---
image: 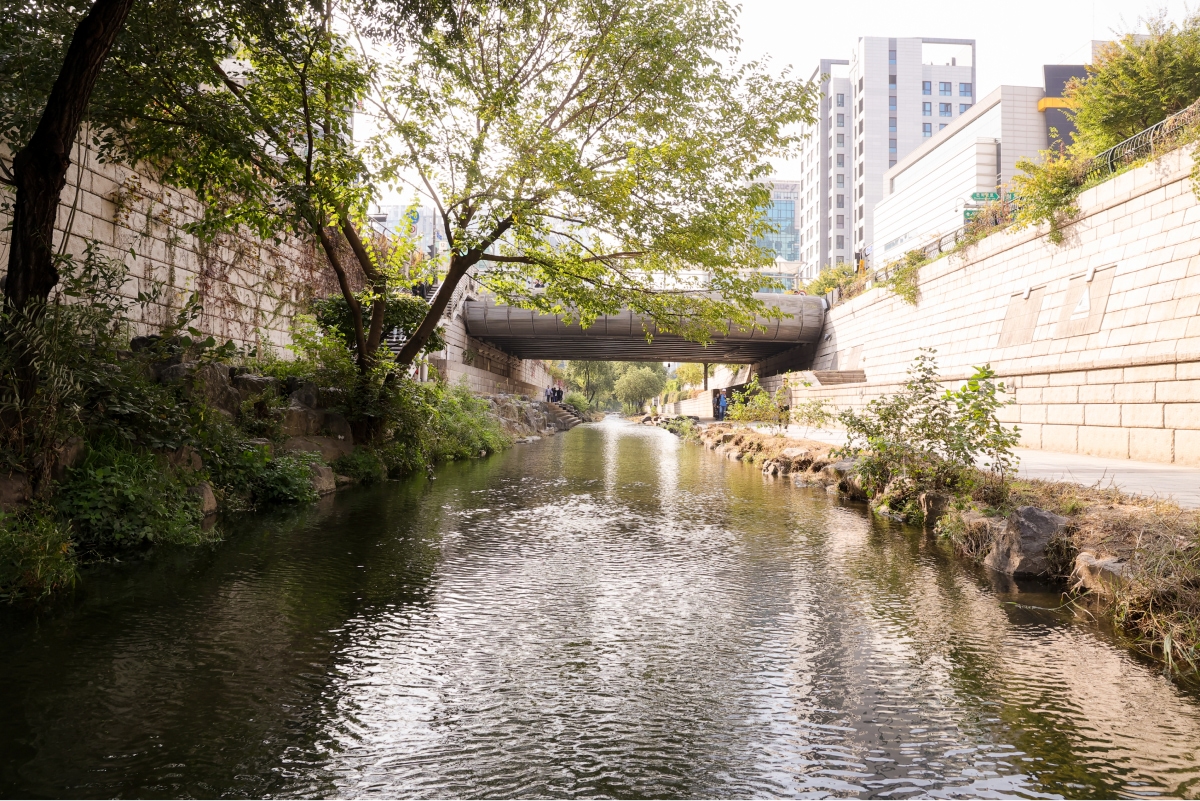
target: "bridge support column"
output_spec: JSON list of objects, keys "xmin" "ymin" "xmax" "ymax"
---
[{"xmin": 703, "ymin": 363, "xmax": 708, "ymax": 391}]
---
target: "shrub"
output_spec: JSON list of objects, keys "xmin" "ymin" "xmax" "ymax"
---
[
  {"xmin": 1012, "ymin": 146, "xmax": 1089, "ymax": 244},
  {"xmin": 332, "ymin": 448, "xmax": 388, "ymax": 485},
  {"xmin": 428, "ymin": 383, "xmax": 510, "ymax": 460},
  {"xmin": 312, "ymin": 292, "xmax": 446, "ymax": 354},
  {"xmin": 251, "ymin": 453, "xmax": 321, "ymax": 505},
  {"xmin": 726, "ymin": 375, "xmax": 790, "ymax": 433},
  {"xmin": 563, "ymin": 391, "xmax": 591, "ymax": 411},
  {"xmin": 881, "ymin": 249, "xmax": 928, "ymax": 305},
  {"xmin": 837, "ymin": 350, "xmax": 1018, "ymax": 518},
  {"xmin": 791, "ymin": 397, "xmax": 832, "ymax": 436},
  {"xmin": 55, "ymin": 440, "xmax": 206, "ymax": 553},
  {"xmin": 0, "ymin": 504, "xmax": 77, "ymax": 601}
]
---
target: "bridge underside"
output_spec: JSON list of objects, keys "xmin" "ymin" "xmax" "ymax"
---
[{"xmin": 462, "ymin": 294, "xmax": 825, "ymax": 364}]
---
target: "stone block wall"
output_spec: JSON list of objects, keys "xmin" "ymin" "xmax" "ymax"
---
[
  {"xmin": 0, "ymin": 140, "xmax": 335, "ymax": 352},
  {"xmin": 782, "ymin": 144, "xmax": 1200, "ymax": 465},
  {"xmin": 428, "ymin": 294, "xmax": 553, "ymax": 397}
]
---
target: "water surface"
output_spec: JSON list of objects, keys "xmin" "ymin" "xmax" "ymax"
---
[{"xmin": 2, "ymin": 420, "xmax": 1199, "ymax": 798}]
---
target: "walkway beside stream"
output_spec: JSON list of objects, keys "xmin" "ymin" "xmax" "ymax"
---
[{"xmin": 767, "ymin": 424, "xmax": 1200, "ymax": 509}]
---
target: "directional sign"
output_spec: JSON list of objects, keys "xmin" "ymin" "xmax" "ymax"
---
[
  {"xmin": 971, "ymin": 191, "xmax": 1000, "ymax": 201},
  {"xmin": 964, "ymin": 209, "xmax": 980, "ymax": 220}
]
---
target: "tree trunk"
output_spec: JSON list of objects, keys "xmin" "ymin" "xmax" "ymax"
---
[
  {"xmin": 394, "ymin": 251, "xmax": 474, "ymax": 366},
  {"xmin": 3, "ymin": 0, "xmax": 136, "ymax": 312}
]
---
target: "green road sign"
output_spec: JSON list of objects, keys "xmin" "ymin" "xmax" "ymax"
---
[
  {"xmin": 964, "ymin": 209, "xmax": 979, "ymax": 220},
  {"xmin": 970, "ymin": 191, "xmax": 1000, "ymax": 201}
]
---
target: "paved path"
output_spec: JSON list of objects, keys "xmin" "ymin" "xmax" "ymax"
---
[{"xmin": 760, "ymin": 424, "xmax": 1200, "ymax": 509}]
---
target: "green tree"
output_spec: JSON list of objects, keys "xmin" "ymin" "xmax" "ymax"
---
[
  {"xmin": 566, "ymin": 361, "xmax": 616, "ymax": 404},
  {"xmin": 675, "ymin": 363, "xmax": 713, "ymax": 388},
  {"xmin": 1067, "ymin": 13, "xmax": 1200, "ymax": 153},
  {"xmin": 614, "ymin": 366, "xmax": 665, "ymax": 411},
  {"xmin": 368, "ymin": 0, "xmax": 818, "ymax": 365}
]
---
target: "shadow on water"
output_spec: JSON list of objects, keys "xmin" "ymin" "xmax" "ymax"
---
[{"xmin": 0, "ymin": 419, "xmax": 1199, "ymax": 798}]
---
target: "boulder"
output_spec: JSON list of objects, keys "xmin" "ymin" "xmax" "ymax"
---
[
  {"xmin": 167, "ymin": 444, "xmax": 203, "ymax": 472},
  {"xmin": 983, "ymin": 506, "xmax": 1068, "ymax": 577},
  {"xmin": 0, "ymin": 473, "xmax": 31, "ymax": 512},
  {"xmin": 231, "ymin": 373, "xmax": 280, "ymax": 401},
  {"xmin": 158, "ymin": 361, "xmax": 241, "ymax": 416},
  {"xmin": 281, "ymin": 436, "xmax": 354, "ymax": 463},
  {"xmin": 761, "ymin": 460, "xmax": 780, "ymax": 476},
  {"xmin": 51, "ymin": 436, "xmax": 87, "ymax": 482},
  {"xmin": 335, "ymin": 474, "xmax": 355, "ymax": 487},
  {"xmin": 821, "ymin": 458, "xmax": 865, "ymax": 499},
  {"xmin": 280, "ymin": 401, "xmax": 324, "ymax": 437},
  {"xmin": 321, "ymin": 410, "xmax": 354, "ymax": 443},
  {"xmin": 725, "ymin": 449, "xmax": 742, "ymax": 461},
  {"xmin": 309, "ymin": 463, "xmax": 336, "ymax": 495},
  {"xmin": 1073, "ymin": 552, "xmax": 1130, "ymax": 597},
  {"xmin": 780, "ymin": 447, "xmax": 810, "ymax": 461},
  {"xmin": 188, "ymin": 481, "xmax": 218, "ymax": 516},
  {"xmin": 917, "ymin": 492, "xmax": 950, "ymax": 528},
  {"xmin": 289, "ymin": 381, "xmax": 322, "ymax": 409}
]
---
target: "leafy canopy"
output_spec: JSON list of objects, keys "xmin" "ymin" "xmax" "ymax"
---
[
  {"xmin": 1067, "ymin": 12, "xmax": 1200, "ymax": 153},
  {"xmin": 368, "ymin": 0, "xmax": 819, "ymax": 345},
  {"xmin": 614, "ymin": 366, "xmax": 665, "ymax": 408}
]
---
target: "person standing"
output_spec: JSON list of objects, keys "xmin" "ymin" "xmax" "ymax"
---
[{"xmin": 717, "ymin": 389, "xmax": 729, "ymax": 421}]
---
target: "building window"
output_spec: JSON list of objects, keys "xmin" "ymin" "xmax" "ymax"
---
[
  {"xmin": 922, "ymin": 123, "xmax": 932, "ymax": 137},
  {"xmin": 888, "ymin": 49, "xmax": 896, "ymax": 65},
  {"xmin": 836, "ymin": 133, "xmax": 844, "ymax": 146},
  {"xmin": 959, "ymin": 82, "xmax": 972, "ymax": 96},
  {"xmin": 960, "ymin": 103, "xmax": 971, "ymax": 113},
  {"xmin": 836, "ymin": 174, "xmax": 844, "ymax": 187},
  {"xmin": 940, "ymin": 102, "xmax": 952, "ymax": 117},
  {"xmin": 922, "ymin": 80, "xmax": 931, "ymax": 95},
  {"xmin": 837, "ymin": 113, "xmax": 844, "ymax": 127},
  {"xmin": 889, "ymin": 96, "xmax": 897, "ymax": 111},
  {"xmin": 922, "ymin": 102, "xmax": 931, "ymax": 116},
  {"xmin": 888, "ymin": 74, "xmax": 896, "ymax": 90},
  {"xmin": 939, "ymin": 81, "xmax": 951, "ymax": 96},
  {"xmin": 836, "ymin": 194, "xmax": 844, "ymax": 208},
  {"xmin": 836, "ymin": 236, "xmax": 845, "ymax": 249},
  {"xmin": 889, "ymin": 117, "xmax": 897, "ymax": 132},
  {"xmin": 939, "ymin": 123, "xmax": 948, "ymax": 130},
  {"xmin": 889, "ymin": 158, "xmax": 897, "ymax": 167},
  {"xmin": 836, "ymin": 154, "xmax": 844, "ymax": 167},
  {"xmin": 836, "ymin": 215, "xmax": 844, "ymax": 228},
  {"xmin": 837, "ymin": 93, "xmax": 845, "ymax": 107},
  {"xmin": 858, "ymin": 77, "xmax": 863, "ymax": 92},
  {"xmin": 888, "ymin": 138, "xmax": 897, "ymax": 154}
]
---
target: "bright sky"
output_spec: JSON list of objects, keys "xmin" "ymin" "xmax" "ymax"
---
[{"xmin": 739, "ymin": 0, "xmax": 1192, "ymax": 175}]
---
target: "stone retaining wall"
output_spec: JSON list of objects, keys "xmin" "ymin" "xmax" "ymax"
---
[
  {"xmin": 779, "ymin": 145, "xmax": 1200, "ymax": 465},
  {"xmin": 0, "ymin": 138, "xmax": 333, "ymax": 353}
]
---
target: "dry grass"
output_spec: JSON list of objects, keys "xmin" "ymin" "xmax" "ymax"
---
[
  {"xmin": 697, "ymin": 424, "xmax": 836, "ymax": 468},
  {"xmin": 971, "ymin": 474, "xmax": 1200, "ymax": 673}
]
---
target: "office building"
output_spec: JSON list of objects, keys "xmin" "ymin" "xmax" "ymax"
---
[
  {"xmin": 871, "ymin": 85, "xmax": 1046, "ymax": 263},
  {"xmin": 754, "ymin": 180, "xmax": 802, "ymax": 289},
  {"xmin": 795, "ymin": 37, "xmax": 976, "ymax": 277}
]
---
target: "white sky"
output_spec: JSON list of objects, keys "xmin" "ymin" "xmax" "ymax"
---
[{"xmin": 739, "ymin": 0, "xmax": 1192, "ymax": 176}]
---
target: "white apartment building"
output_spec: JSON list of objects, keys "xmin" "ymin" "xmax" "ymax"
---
[
  {"xmin": 795, "ymin": 59, "xmax": 850, "ymax": 279},
  {"xmin": 796, "ymin": 38, "xmax": 975, "ymax": 278},
  {"xmin": 872, "ymin": 85, "xmax": 1047, "ymax": 264}
]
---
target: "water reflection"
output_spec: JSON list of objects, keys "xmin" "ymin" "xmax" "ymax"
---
[{"xmin": 0, "ymin": 419, "xmax": 1197, "ymax": 798}]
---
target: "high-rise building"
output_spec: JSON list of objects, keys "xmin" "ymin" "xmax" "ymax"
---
[
  {"xmin": 754, "ymin": 180, "xmax": 802, "ymax": 289},
  {"xmin": 795, "ymin": 37, "xmax": 975, "ymax": 276}
]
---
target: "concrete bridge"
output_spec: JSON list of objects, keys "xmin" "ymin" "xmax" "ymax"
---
[{"xmin": 461, "ymin": 293, "xmax": 825, "ymax": 363}]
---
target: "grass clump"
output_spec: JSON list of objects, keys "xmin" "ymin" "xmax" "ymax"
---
[{"xmin": 0, "ymin": 504, "xmax": 78, "ymax": 601}]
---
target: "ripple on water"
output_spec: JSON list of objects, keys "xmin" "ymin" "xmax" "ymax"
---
[{"xmin": 0, "ymin": 420, "xmax": 1197, "ymax": 799}]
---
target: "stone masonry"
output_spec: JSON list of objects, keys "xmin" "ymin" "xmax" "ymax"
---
[{"xmin": 781, "ymin": 144, "xmax": 1200, "ymax": 466}]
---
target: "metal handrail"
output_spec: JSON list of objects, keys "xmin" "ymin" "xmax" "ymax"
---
[{"xmin": 1081, "ymin": 94, "xmax": 1200, "ymax": 183}]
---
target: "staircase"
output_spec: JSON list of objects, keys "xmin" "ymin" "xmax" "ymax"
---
[{"xmin": 549, "ymin": 401, "xmax": 584, "ymax": 429}]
